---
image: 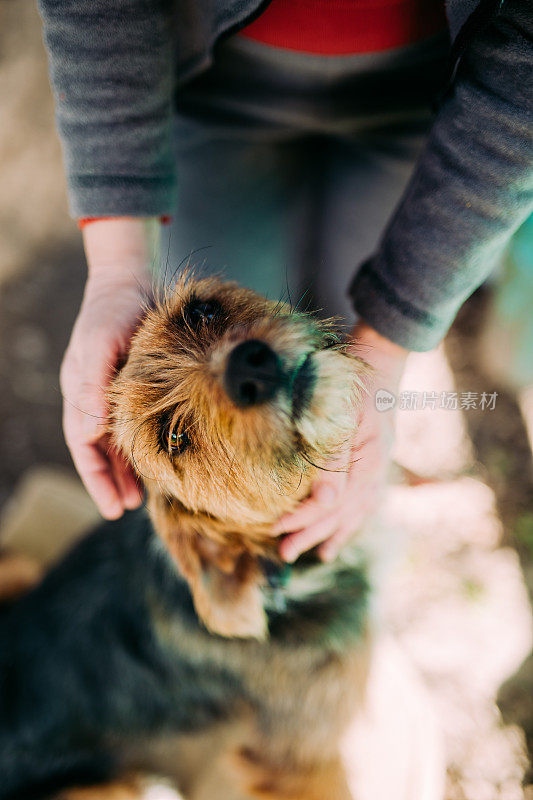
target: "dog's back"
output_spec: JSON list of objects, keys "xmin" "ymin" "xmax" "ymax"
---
[{"xmin": 0, "ymin": 509, "xmax": 370, "ymax": 800}]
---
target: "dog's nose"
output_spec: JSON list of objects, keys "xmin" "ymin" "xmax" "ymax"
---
[{"xmin": 224, "ymin": 340, "xmax": 284, "ymax": 407}]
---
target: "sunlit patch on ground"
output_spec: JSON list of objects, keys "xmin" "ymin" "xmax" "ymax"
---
[
  {"xmin": 394, "ymin": 346, "xmax": 474, "ymax": 479},
  {"xmin": 385, "ymin": 342, "xmax": 533, "ymax": 799}
]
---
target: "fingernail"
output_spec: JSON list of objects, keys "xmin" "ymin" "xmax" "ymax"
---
[
  {"xmin": 320, "ymin": 548, "xmax": 335, "ymax": 563},
  {"xmin": 316, "ymin": 484, "xmax": 337, "ymax": 507},
  {"xmin": 281, "ymin": 544, "xmax": 298, "ymax": 563},
  {"xmin": 124, "ymin": 496, "xmax": 142, "ymax": 510},
  {"xmin": 103, "ymin": 502, "xmax": 123, "ymax": 520}
]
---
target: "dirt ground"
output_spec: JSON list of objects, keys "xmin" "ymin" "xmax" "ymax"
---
[
  {"xmin": 0, "ymin": 0, "xmax": 85, "ymax": 509},
  {"xmin": 1, "ymin": 3, "xmax": 533, "ymax": 798}
]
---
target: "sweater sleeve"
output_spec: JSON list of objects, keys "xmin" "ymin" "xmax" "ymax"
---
[
  {"xmin": 349, "ymin": 0, "xmax": 533, "ymax": 351},
  {"xmin": 37, "ymin": 0, "xmax": 177, "ymax": 217}
]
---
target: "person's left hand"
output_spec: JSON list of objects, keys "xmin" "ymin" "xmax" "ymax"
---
[{"xmin": 274, "ymin": 321, "xmax": 408, "ymax": 563}]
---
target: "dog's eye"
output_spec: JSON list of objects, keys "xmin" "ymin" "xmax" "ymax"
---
[
  {"xmin": 168, "ymin": 428, "xmax": 191, "ymax": 455},
  {"xmin": 159, "ymin": 414, "xmax": 192, "ymax": 456},
  {"xmin": 184, "ymin": 296, "xmax": 222, "ymax": 329}
]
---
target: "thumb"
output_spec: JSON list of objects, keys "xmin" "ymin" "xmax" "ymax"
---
[
  {"xmin": 75, "ymin": 347, "xmax": 119, "ymax": 442},
  {"xmin": 76, "ymin": 383, "xmax": 107, "ymax": 442}
]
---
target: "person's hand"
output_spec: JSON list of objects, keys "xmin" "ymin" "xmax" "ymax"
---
[
  {"xmin": 275, "ymin": 321, "xmax": 409, "ymax": 562},
  {"xmin": 60, "ymin": 218, "xmax": 159, "ymax": 518},
  {"xmin": 60, "ymin": 273, "xmax": 146, "ymax": 518}
]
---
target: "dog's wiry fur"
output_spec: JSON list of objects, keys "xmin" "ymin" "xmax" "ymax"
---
[
  {"xmin": 110, "ymin": 274, "xmax": 367, "ymax": 640},
  {"xmin": 0, "ymin": 275, "xmax": 373, "ymax": 800}
]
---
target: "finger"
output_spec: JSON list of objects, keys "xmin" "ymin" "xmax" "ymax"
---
[
  {"xmin": 62, "ymin": 329, "xmax": 120, "ymax": 423},
  {"xmin": 318, "ymin": 474, "xmax": 386, "ymax": 563},
  {"xmin": 69, "ymin": 439, "xmax": 125, "ymax": 519},
  {"xmin": 108, "ymin": 447, "xmax": 143, "ymax": 509},
  {"xmin": 279, "ymin": 515, "xmax": 340, "ymax": 563},
  {"xmin": 272, "ymin": 458, "xmax": 350, "ymax": 534},
  {"xmin": 318, "ymin": 525, "xmax": 356, "ymax": 563},
  {"xmin": 62, "ymin": 368, "xmax": 124, "ymax": 517}
]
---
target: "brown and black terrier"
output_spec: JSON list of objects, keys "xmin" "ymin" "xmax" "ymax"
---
[{"xmin": 0, "ymin": 275, "xmax": 373, "ymax": 800}]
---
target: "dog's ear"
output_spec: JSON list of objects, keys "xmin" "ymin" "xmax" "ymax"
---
[{"xmin": 150, "ymin": 496, "xmax": 267, "ymax": 639}]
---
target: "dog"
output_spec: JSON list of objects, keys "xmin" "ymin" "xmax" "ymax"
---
[{"xmin": 0, "ymin": 274, "xmax": 377, "ymax": 800}]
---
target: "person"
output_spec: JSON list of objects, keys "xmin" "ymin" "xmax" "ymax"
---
[{"xmin": 38, "ymin": 0, "xmax": 532, "ymax": 563}]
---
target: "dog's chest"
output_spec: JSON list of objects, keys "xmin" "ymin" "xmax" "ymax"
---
[
  {"xmin": 243, "ymin": 637, "xmax": 370, "ymax": 761},
  {"xmin": 155, "ymin": 559, "xmax": 370, "ymax": 760}
]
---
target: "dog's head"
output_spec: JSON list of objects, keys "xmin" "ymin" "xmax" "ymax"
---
[{"xmin": 109, "ymin": 274, "xmax": 368, "ymax": 637}]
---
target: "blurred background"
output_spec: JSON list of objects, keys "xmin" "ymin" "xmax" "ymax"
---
[{"xmin": 1, "ymin": 3, "xmax": 533, "ymax": 798}]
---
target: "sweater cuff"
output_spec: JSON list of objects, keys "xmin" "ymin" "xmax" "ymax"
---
[
  {"xmin": 349, "ymin": 259, "xmax": 453, "ymax": 352},
  {"xmin": 66, "ymin": 174, "xmax": 177, "ymax": 220},
  {"xmin": 78, "ymin": 215, "xmax": 171, "ymax": 229}
]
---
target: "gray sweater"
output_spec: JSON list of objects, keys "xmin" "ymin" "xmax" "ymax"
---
[{"xmin": 38, "ymin": 0, "xmax": 532, "ymax": 351}]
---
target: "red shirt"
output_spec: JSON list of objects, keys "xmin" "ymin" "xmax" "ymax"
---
[{"xmin": 239, "ymin": 0, "xmax": 448, "ymax": 55}]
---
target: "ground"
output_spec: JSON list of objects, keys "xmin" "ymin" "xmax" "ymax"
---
[{"xmin": 1, "ymin": 3, "xmax": 533, "ymax": 798}]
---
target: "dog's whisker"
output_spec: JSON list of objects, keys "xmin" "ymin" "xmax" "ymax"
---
[
  {"xmin": 165, "ymin": 247, "xmax": 213, "ymax": 295},
  {"xmin": 60, "ymin": 394, "xmax": 108, "ymax": 421},
  {"xmin": 291, "ymin": 287, "xmax": 311, "ymax": 315},
  {"xmin": 284, "ymin": 268, "xmax": 293, "ymax": 313},
  {"xmin": 128, "ymin": 424, "xmax": 159, "ymax": 483},
  {"xmin": 224, "ymin": 446, "xmax": 238, "ymax": 521},
  {"xmin": 298, "ymin": 451, "xmax": 350, "ymax": 474},
  {"xmin": 162, "ymin": 223, "xmax": 173, "ymax": 290}
]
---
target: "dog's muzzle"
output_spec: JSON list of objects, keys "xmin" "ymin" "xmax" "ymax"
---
[
  {"xmin": 224, "ymin": 339, "xmax": 317, "ymax": 417},
  {"xmin": 224, "ymin": 340, "xmax": 284, "ymax": 407}
]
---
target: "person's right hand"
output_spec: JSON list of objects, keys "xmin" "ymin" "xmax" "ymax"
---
[{"xmin": 60, "ymin": 218, "xmax": 159, "ymax": 518}]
